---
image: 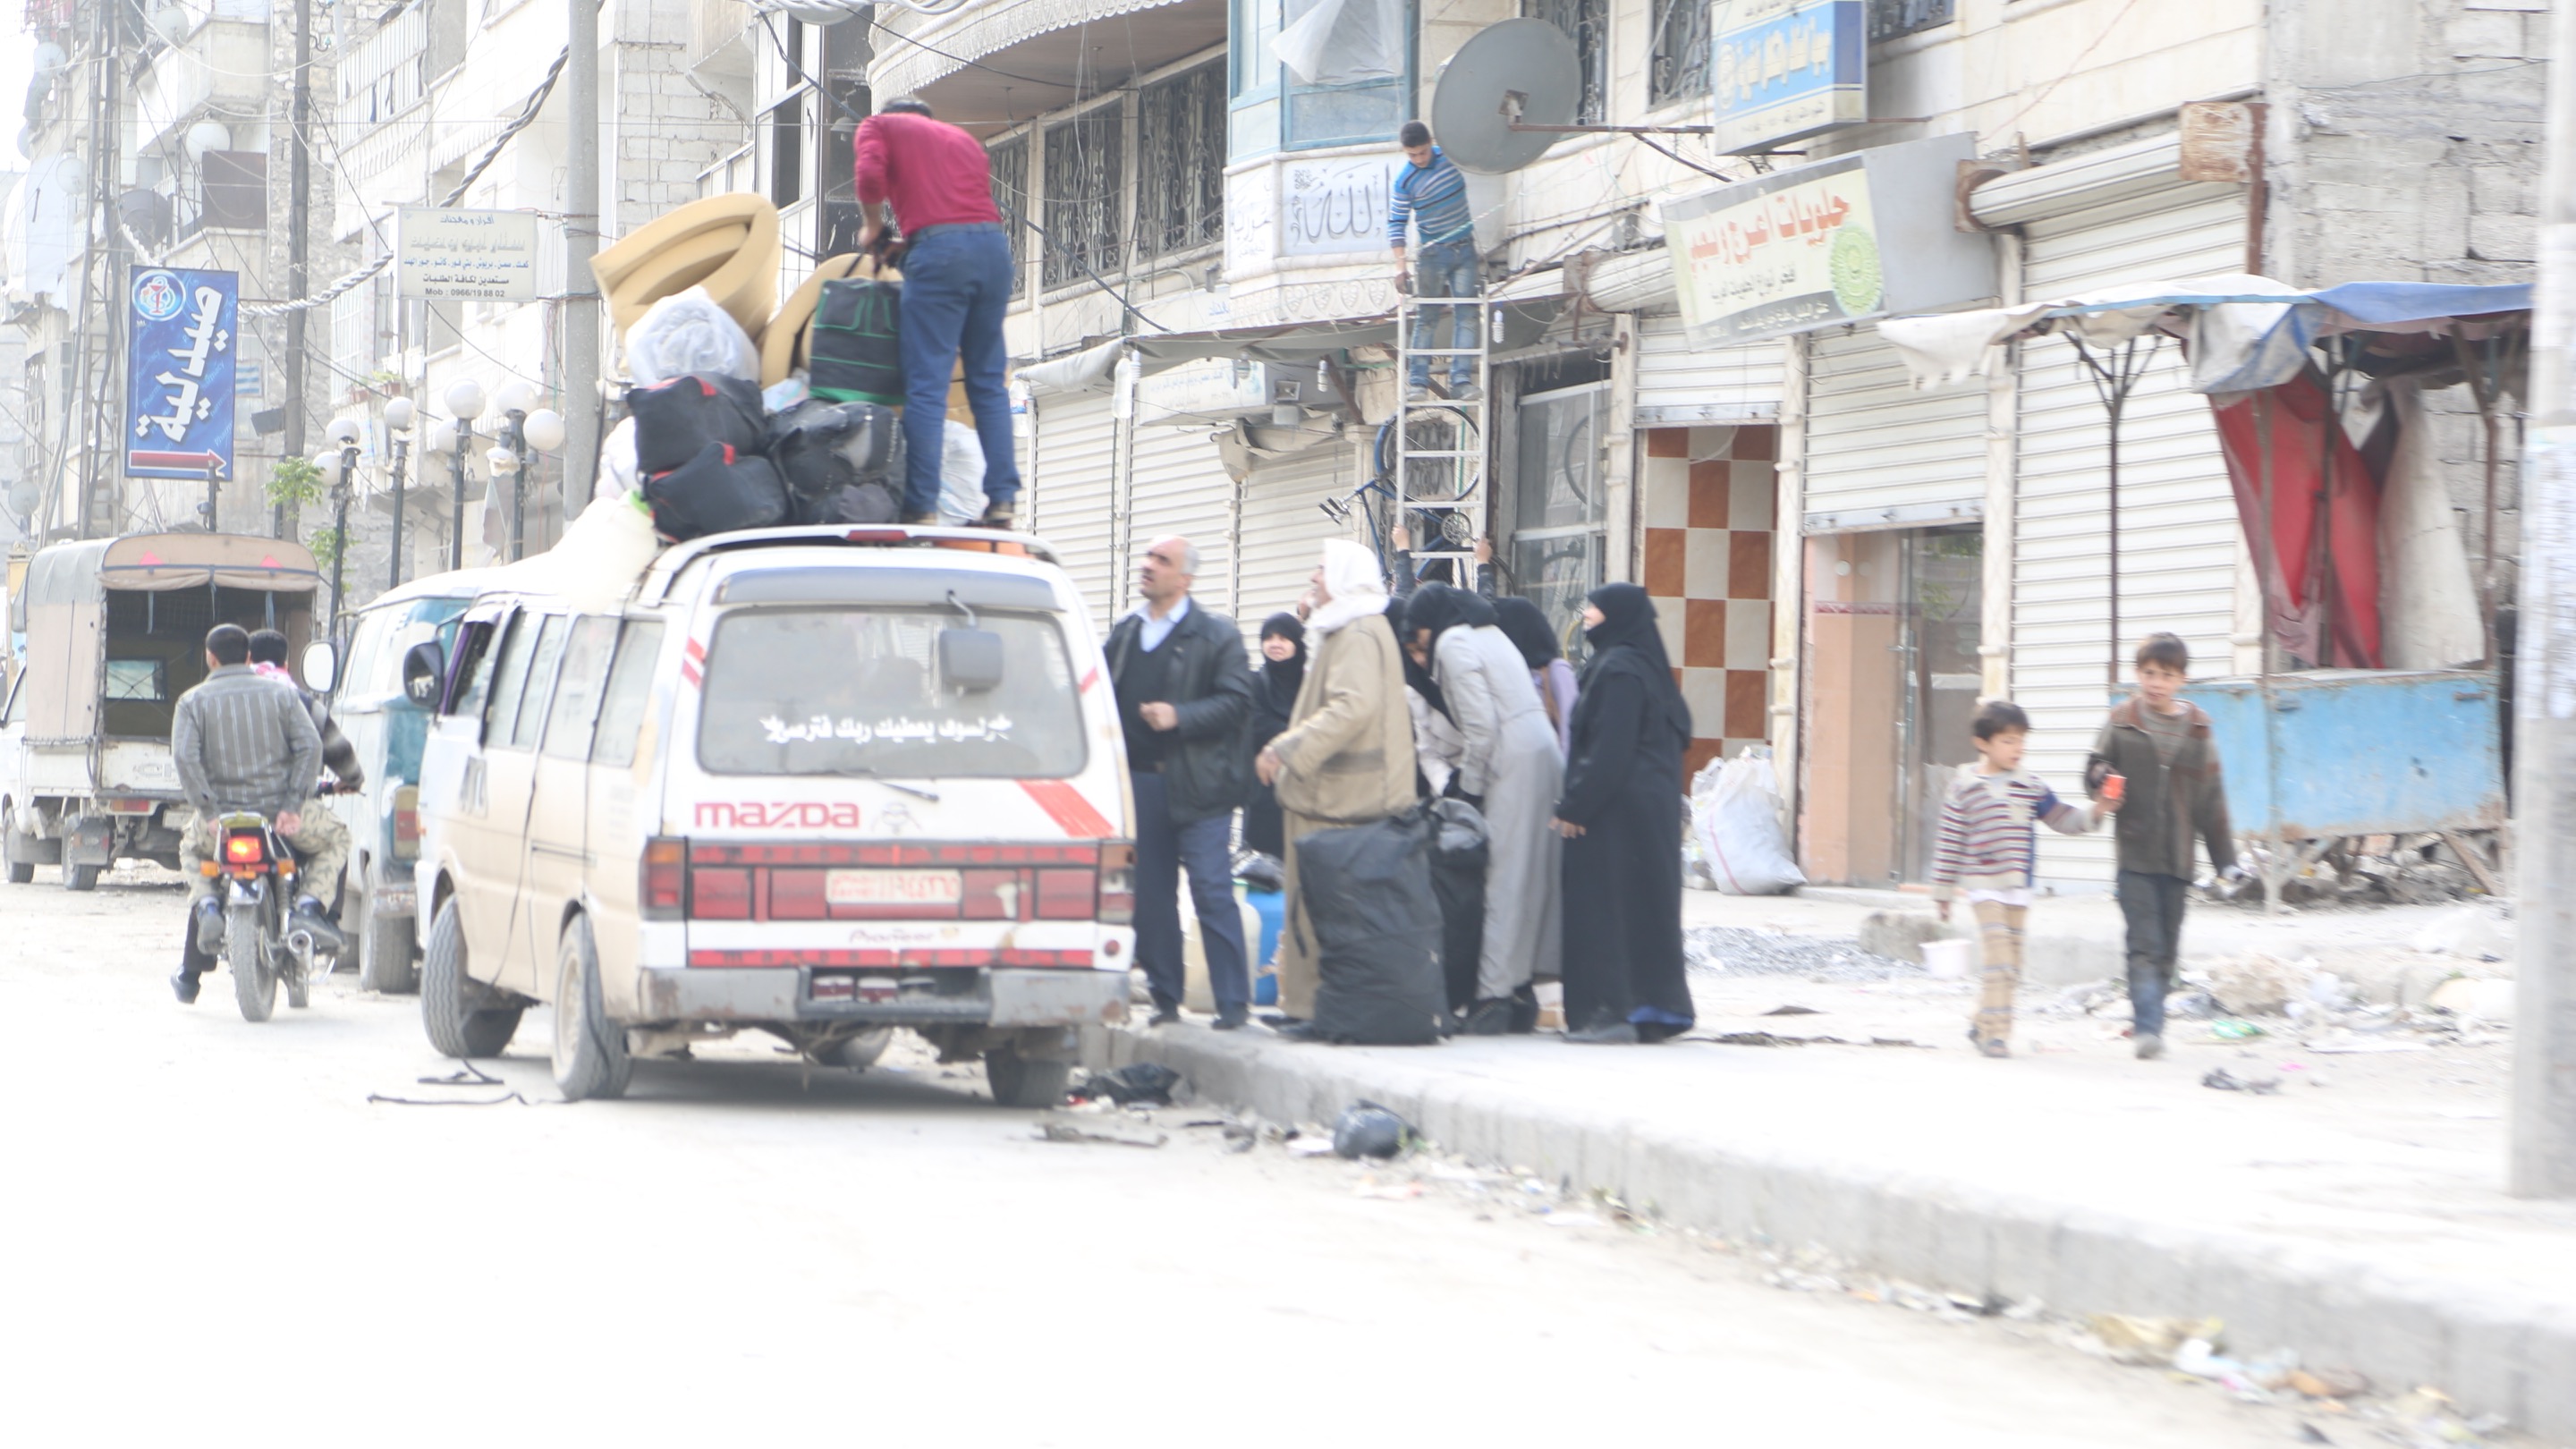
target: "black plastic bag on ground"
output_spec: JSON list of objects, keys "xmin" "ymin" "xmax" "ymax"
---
[
  {"xmin": 1332, "ymin": 1101, "xmax": 1415, "ymax": 1159},
  {"xmin": 628, "ymin": 373, "xmax": 766, "ymax": 475},
  {"xmin": 1426, "ymin": 798, "xmax": 1488, "ymax": 1014},
  {"xmin": 767, "ymin": 399, "xmax": 902, "ymax": 502},
  {"xmin": 1070, "ymin": 1062, "xmax": 1182, "ymax": 1106},
  {"xmin": 1295, "ymin": 809, "xmax": 1445, "ymax": 1046},
  {"xmin": 643, "ymin": 441, "xmax": 789, "ymax": 541}
]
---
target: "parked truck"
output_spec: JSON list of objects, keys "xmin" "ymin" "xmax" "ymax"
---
[{"xmin": 0, "ymin": 533, "xmax": 321, "ymax": 890}]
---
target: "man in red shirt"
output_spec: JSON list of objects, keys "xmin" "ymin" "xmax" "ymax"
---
[{"xmin": 854, "ymin": 97, "xmax": 1018, "ymax": 528}]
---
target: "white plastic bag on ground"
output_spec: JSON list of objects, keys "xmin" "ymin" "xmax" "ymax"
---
[
  {"xmin": 623, "ymin": 285, "xmax": 758, "ymax": 385},
  {"xmin": 938, "ymin": 419, "xmax": 987, "ymax": 524},
  {"xmin": 1696, "ymin": 750, "xmax": 1806, "ymax": 895}
]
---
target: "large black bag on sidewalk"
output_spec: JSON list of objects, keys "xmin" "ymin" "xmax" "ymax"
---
[
  {"xmin": 1426, "ymin": 798, "xmax": 1489, "ymax": 1014},
  {"xmin": 643, "ymin": 441, "xmax": 789, "ymax": 541},
  {"xmin": 1296, "ymin": 808, "xmax": 1445, "ymax": 1046},
  {"xmin": 628, "ymin": 373, "xmax": 767, "ymax": 475}
]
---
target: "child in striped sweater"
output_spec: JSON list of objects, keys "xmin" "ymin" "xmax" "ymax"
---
[{"xmin": 1931, "ymin": 701, "xmax": 2118, "ymax": 1057}]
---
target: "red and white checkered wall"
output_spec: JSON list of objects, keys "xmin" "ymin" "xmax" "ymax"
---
[{"xmin": 1640, "ymin": 425, "xmax": 1778, "ymax": 783}]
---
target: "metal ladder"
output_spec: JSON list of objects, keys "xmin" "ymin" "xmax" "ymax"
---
[{"xmin": 1390, "ymin": 288, "xmax": 1492, "ymax": 581}]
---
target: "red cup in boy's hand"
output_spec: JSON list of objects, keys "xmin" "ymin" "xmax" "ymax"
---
[{"xmin": 2101, "ymin": 773, "xmax": 2126, "ymax": 808}]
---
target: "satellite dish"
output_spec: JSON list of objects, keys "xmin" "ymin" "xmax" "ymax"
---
[{"xmin": 1429, "ymin": 19, "xmax": 1580, "ymax": 175}]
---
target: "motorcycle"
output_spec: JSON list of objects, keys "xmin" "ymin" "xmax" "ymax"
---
[{"xmin": 206, "ymin": 810, "xmax": 334, "ymax": 1022}]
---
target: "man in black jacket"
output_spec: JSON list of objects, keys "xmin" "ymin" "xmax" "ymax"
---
[{"xmin": 1106, "ymin": 536, "xmax": 1255, "ymax": 1029}]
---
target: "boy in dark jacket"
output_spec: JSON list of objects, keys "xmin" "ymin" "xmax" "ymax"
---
[{"xmin": 2086, "ymin": 632, "xmax": 2238, "ymax": 1060}]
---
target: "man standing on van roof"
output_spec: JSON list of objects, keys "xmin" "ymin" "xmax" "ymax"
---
[
  {"xmin": 168, "ymin": 623, "xmax": 338, "ymax": 1004},
  {"xmin": 1106, "ymin": 537, "xmax": 1256, "ymax": 1030},
  {"xmin": 1388, "ymin": 120, "xmax": 1481, "ymax": 403},
  {"xmin": 853, "ymin": 97, "xmax": 1021, "ymax": 531}
]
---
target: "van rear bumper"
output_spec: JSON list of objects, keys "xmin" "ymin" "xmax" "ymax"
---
[{"xmin": 635, "ymin": 966, "xmax": 1129, "ymax": 1028}]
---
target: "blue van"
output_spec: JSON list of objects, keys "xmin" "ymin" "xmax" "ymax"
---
[{"xmin": 319, "ymin": 570, "xmax": 497, "ymax": 991}]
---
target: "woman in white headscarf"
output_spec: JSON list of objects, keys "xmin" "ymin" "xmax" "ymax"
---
[{"xmin": 1256, "ymin": 539, "xmax": 1419, "ymax": 1030}]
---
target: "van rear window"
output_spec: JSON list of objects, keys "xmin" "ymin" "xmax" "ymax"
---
[{"xmin": 696, "ymin": 608, "xmax": 1086, "ymax": 779}]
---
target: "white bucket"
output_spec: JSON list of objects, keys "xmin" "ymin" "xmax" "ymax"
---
[{"xmin": 1920, "ymin": 939, "xmax": 1974, "ymax": 979}]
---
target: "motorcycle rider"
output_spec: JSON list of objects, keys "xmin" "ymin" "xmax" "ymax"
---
[
  {"xmin": 168, "ymin": 623, "xmax": 342, "ymax": 1004},
  {"xmin": 247, "ymin": 627, "xmax": 365, "ymax": 803}
]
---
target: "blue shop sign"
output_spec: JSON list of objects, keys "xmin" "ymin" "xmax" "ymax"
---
[
  {"xmin": 1710, "ymin": 0, "xmax": 1867, "ymax": 155},
  {"xmin": 125, "ymin": 266, "xmax": 238, "ymax": 480}
]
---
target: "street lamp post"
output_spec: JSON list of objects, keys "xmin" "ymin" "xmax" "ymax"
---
[
  {"xmin": 383, "ymin": 396, "xmax": 415, "ymax": 590},
  {"xmin": 441, "ymin": 380, "xmax": 486, "ymax": 572},
  {"xmin": 496, "ymin": 380, "xmax": 535, "ymax": 562},
  {"xmin": 319, "ymin": 417, "xmax": 362, "ymax": 648}
]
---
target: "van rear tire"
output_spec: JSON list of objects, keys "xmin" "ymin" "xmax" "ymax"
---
[
  {"xmin": 421, "ymin": 898, "xmax": 521, "ymax": 1058},
  {"xmin": 983, "ymin": 1047, "xmax": 1072, "ymax": 1108},
  {"xmin": 61, "ymin": 862, "xmax": 98, "ymax": 892},
  {"xmin": 550, "ymin": 919, "xmax": 631, "ymax": 1102}
]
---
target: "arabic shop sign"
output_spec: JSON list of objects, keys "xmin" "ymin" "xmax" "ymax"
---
[
  {"xmin": 1664, "ymin": 133, "xmax": 1994, "ymax": 348},
  {"xmin": 1281, "ymin": 154, "xmax": 1401, "ymax": 257},
  {"xmin": 1709, "ymin": 0, "xmax": 1866, "ymax": 155},
  {"xmin": 124, "ymin": 267, "xmax": 236, "ymax": 481},
  {"xmin": 396, "ymin": 207, "xmax": 541, "ymax": 301}
]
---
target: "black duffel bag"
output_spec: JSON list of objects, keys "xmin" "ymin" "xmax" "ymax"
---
[
  {"xmin": 643, "ymin": 441, "xmax": 789, "ymax": 541},
  {"xmin": 767, "ymin": 398, "xmax": 902, "ymax": 502},
  {"xmin": 1425, "ymin": 797, "xmax": 1490, "ymax": 1015},
  {"xmin": 628, "ymin": 372, "xmax": 767, "ymax": 475},
  {"xmin": 1295, "ymin": 807, "xmax": 1445, "ymax": 1046},
  {"xmin": 792, "ymin": 480, "xmax": 901, "ymax": 526},
  {"xmin": 809, "ymin": 277, "xmax": 904, "ymax": 406}
]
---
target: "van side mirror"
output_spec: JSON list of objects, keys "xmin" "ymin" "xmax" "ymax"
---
[
  {"xmin": 937, "ymin": 628, "xmax": 1004, "ymax": 692},
  {"xmin": 301, "ymin": 640, "xmax": 338, "ymax": 694},
  {"xmin": 402, "ymin": 641, "xmax": 447, "ymax": 708}
]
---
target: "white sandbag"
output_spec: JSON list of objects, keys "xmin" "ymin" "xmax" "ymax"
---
[
  {"xmin": 623, "ymin": 285, "xmax": 758, "ymax": 385},
  {"xmin": 593, "ymin": 416, "xmax": 639, "ymax": 504},
  {"xmin": 1696, "ymin": 750, "xmax": 1805, "ymax": 896},
  {"xmin": 937, "ymin": 419, "xmax": 987, "ymax": 524}
]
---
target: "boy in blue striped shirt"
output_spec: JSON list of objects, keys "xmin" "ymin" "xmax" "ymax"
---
[{"xmin": 1390, "ymin": 121, "xmax": 1481, "ymax": 402}]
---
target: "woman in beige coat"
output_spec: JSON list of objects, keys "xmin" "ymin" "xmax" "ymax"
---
[{"xmin": 1255, "ymin": 539, "xmax": 1418, "ymax": 1027}]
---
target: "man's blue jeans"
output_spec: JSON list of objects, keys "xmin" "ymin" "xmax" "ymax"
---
[
  {"xmin": 1131, "ymin": 771, "xmax": 1249, "ymax": 1016},
  {"xmin": 897, "ymin": 226, "xmax": 1021, "ymax": 516},
  {"xmin": 1407, "ymin": 239, "xmax": 1481, "ymax": 391}
]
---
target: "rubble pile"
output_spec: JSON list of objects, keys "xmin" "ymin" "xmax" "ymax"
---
[
  {"xmin": 1683, "ymin": 926, "xmax": 1922, "ymax": 982},
  {"xmin": 2039, "ymin": 951, "xmax": 2511, "ymax": 1053}
]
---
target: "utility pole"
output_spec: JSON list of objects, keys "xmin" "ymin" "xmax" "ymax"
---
[
  {"xmin": 2513, "ymin": 0, "xmax": 2576, "ymax": 1198},
  {"xmin": 564, "ymin": 0, "xmax": 602, "ymax": 513},
  {"xmin": 280, "ymin": 0, "xmax": 313, "ymax": 541}
]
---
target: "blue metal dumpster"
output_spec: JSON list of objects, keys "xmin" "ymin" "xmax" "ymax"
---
[{"xmin": 2186, "ymin": 669, "xmax": 2506, "ymax": 843}]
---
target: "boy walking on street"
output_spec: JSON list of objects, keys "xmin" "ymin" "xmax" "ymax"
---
[
  {"xmin": 2087, "ymin": 632, "xmax": 2239, "ymax": 1061},
  {"xmin": 1932, "ymin": 701, "xmax": 2106, "ymax": 1058}
]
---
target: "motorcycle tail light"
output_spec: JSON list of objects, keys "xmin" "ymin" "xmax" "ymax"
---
[
  {"xmin": 1096, "ymin": 842, "xmax": 1135, "ymax": 925},
  {"xmin": 642, "ymin": 836, "xmax": 687, "ymax": 920},
  {"xmin": 224, "ymin": 834, "xmax": 265, "ymax": 864}
]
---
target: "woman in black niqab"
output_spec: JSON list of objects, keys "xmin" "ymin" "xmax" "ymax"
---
[
  {"xmin": 1242, "ymin": 613, "xmax": 1307, "ymax": 858},
  {"xmin": 1554, "ymin": 582, "xmax": 1696, "ymax": 1044}
]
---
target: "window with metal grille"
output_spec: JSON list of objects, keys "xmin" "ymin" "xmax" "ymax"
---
[
  {"xmin": 1136, "ymin": 64, "xmax": 1224, "ymax": 259},
  {"xmin": 1648, "ymin": 0, "xmax": 1711, "ymax": 107},
  {"xmin": 1522, "ymin": 0, "xmax": 1606, "ymax": 126},
  {"xmin": 1868, "ymin": 0, "xmax": 1954, "ymax": 41},
  {"xmin": 988, "ymin": 134, "xmax": 1030, "ymax": 299},
  {"xmin": 1043, "ymin": 106, "xmax": 1123, "ymax": 290}
]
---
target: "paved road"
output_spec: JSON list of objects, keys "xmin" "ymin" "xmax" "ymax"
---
[{"xmin": 4, "ymin": 868, "xmax": 2331, "ymax": 1446}]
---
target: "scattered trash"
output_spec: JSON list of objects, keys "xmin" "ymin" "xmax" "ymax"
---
[
  {"xmin": 2426, "ymin": 975, "xmax": 2516, "ymax": 1024},
  {"xmin": 2212, "ymin": 1019, "xmax": 2267, "ymax": 1040},
  {"xmin": 2201, "ymin": 1068, "xmax": 2282, "ymax": 1094},
  {"xmin": 2082, "ymin": 1314, "xmax": 2222, "ymax": 1366},
  {"xmin": 2209, "ymin": 953, "xmax": 2314, "ymax": 1016},
  {"xmin": 1035, "ymin": 1112, "xmax": 1167, "ymax": 1148},
  {"xmin": 1684, "ymin": 926, "xmax": 1919, "ymax": 981},
  {"xmin": 2286, "ymin": 1368, "xmax": 2368, "ymax": 1399},
  {"xmin": 1287, "ymin": 1136, "xmax": 1339, "ymax": 1157},
  {"xmin": 1068, "ymin": 1062, "xmax": 1182, "ymax": 1106},
  {"xmin": 1332, "ymin": 1101, "xmax": 1418, "ymax": 1160}
]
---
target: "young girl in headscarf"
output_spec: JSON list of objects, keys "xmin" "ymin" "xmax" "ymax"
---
[
  {"xmin": 1241, "ymin": 613, "xmax": 1306, "ymax": 860},
  {"xmin": 1494, "ymin": 596, "xmax": 1579, "ymax": 758},
  {"xmin": 1553, "ymin": 583, "xmax": 1695, "ymax": 1044}
]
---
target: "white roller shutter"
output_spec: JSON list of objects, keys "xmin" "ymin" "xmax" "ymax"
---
[
  {"xmin": 1026, "ymin": 394, "xmax": 1120, "ymax": 624},
  {"xmin": 1634, "ymin": 318, "xmax": 1784, "ymax": 428},
  {"xmin": 2012, "ymin": 178, "xmax": 2248, "ymax": 887},
  {"xmin": 1126, "ymin": 423, "xmax": 1239, "ymax": 622},
  {"xmin": 1234, "ymin": 438, "xmax": 1361, "ymax": 645},
  {"xmin": 1800, "ymin": 326, "xmax": 1988, "ymax": 533}
]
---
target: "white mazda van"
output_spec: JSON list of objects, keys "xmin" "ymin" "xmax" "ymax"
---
[{"xmin": 406, "ymin": 527, "xmax": 1134, "ymax": 1103}]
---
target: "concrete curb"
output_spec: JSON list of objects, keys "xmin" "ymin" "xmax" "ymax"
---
[{"xmin": 1108, "ymin": 1025, "xmax": 2576, "ymax": 1438}]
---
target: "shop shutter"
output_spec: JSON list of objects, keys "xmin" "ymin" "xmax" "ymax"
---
[
  {"xmin": 2010, "ymin": 179, "xmax": 2248, "ymax": 886},
  {"xmin": 1125, "ymin": 423, "xmax": 1239, "ymax": 621},
  {"xmin": 1233, "ymin": 437, "xmax": 1363, "ymax": 645},
  {"xmin": 1800, "ymin": 325, "xmax": 1988, "ymax": 533},
  {"xmin": 1026, "ymin": 393, "xmax": 1120, "ymax": 626},
  {"xmin": 1633, "ymin": 317, "xmax": 1784, "ymax": 428}
]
